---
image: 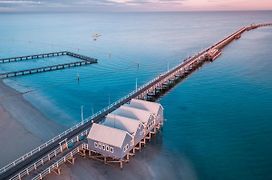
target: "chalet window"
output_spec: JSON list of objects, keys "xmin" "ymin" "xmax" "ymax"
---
[
  {"xmin": 98, "ymin": 143, "xmax": 102, "ymax": 149},
  {"xmin": 106, "ymin": 145, "xmax": 110, "ymax": 151},
  {"xmin": 126, "ymin": 144, "xmax": 129, "ymax": 150},
  {"xmin": 123, "ymin": 146, "xmax": 126, "ymax": 152},
  {"xmin": 102, "ymin": 145, "xmax": 105, "ymax": 150},
  {"xmin": 110, "ymin": 147, "xmax": 114, "ymax": 153},
  {"xmin": 94, "ymin": 142, "xmax": 98, "ymax": 148}
]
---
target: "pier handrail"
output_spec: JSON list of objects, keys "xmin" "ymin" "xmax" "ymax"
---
[
  {"xmin": 0, "ymin": 61, "xmax": 90, "ymax": 77},
  {"xmin": 0, "ymin": 51, "xmax": 67, "ymax": 63},
  {"xmin": 1, "ymin": 23, "xmax": 271, "ymax": 177},
  {"xmin": 0, "ymin": 51, "xmax": 97, "ymax": 64}
]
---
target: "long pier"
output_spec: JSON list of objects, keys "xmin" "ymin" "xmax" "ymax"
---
[
  {"xmin": 0, "ymin": 23, "xmax": 271, "ymax": 180},
  {"xmin": 0, "ymin": 51, "xmax": 98, "ymax": 78}
]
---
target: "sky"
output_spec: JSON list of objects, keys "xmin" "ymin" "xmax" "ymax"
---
[{"xmin": 0, "ymin": 0, "xmax": 272, "ymax": 12}]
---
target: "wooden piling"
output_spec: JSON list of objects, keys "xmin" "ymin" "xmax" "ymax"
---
[
  {"xmin": 53, "ymin": 168, "xmax": 61, "ymax": 175},
  {"xmin": 67, "ymin": 157, "xmax": 75, "ymax": 165}
]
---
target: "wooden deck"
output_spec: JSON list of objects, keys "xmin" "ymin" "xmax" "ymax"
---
[
  {"xmin": 0, "ymin": 51, "xmax": 97, "ymax": 64},
  {"xmin": 0, "ymin": 51, "xmax": 97, "ymax": 78}
]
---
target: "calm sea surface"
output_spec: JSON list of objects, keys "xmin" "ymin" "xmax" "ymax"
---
[{"xmin": 0, "ymin": 11, "xmax": 272, "ymax": 180}]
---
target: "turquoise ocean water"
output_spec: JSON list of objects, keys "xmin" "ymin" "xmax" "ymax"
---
[{"xmin": 0, "ymin": 11, "xmax": 272, "ymax": 179}]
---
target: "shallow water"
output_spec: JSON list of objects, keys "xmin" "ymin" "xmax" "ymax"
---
[{"xmin": 0, "ymin": 11, "xmax": 272, "ymax": 180}]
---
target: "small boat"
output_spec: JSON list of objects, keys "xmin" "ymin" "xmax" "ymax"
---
[{"xmin": 92, "ymin": 33, "xmax": 101, "ymax": 41}]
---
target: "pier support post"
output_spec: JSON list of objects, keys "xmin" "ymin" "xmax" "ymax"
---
[
  {"xmin": 53, "ymin": 168, "xmax": 61, "ymax": 175},
  {"xmin": 79, "ymin": 149, "xmax": 86, "ymax": 157},
  {"xmin": 126, "ymin": 154, "xmax": 130, "ymax": 161},
  {"xmin": 89, "ymin": 150, "xmax": 92, "ymax": 157},
  {"xmin": 67, "ymin": 157, "xmax": 75, "ymax": 165},
  {"xmin": 104, "ymin": 157, "xmax": 107, "ymax": 164}
]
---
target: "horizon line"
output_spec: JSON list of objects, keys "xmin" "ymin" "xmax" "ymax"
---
[{"xmin": 1, "ymin": 9, "xmax": 272, "ymax": 14}]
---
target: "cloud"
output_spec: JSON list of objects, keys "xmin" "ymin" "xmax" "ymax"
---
[
  {"xmin": 0, "ymin": 0, "xmax": 271, "ymax": 12},
  {"xmin": 0, "ymin": 0, "xmax": 186, "ymax": 12},
  {"xmin": 0, "ymin": 0, "xmax": 40, "ymax": 4},
  {"xmin": 0, "ymin": 0, "xmax": 44, "ymax": 10}
]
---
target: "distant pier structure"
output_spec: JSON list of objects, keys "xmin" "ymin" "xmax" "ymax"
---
[{"xmin": 0, "ymin": 51, "xmax": 98, "ymax": 78}]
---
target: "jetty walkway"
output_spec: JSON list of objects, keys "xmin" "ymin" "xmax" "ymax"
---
[
  {"xmin": 0, "ymin": 51, "xmax": 97, "ymax": 78},
  {"xmin": 0, "ymin": 23, "xmax": 271, "ymax": 180}
]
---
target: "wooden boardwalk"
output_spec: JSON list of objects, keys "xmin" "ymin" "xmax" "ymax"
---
[
  {"xmin": 0, "ymin": 51, "xmax": 96, "ymax": 64},
  {"xmin": 0, "ymin": 51, "xmax": 66, "ymax": 64},
  {"xmin": 0, "ymin": 23, "xmax": 271, "ymax": 180},
  {"xmin": 0, "ymin": 51, "xmax": 97, "ymax": 78}
]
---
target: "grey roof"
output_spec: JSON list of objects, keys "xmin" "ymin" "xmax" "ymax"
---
[
  {"xmin": 88, "ymin": 123, "xmax": 130, "ymax": 148},
  {"xmin": 104, "ymin": 114, "xmax": 140, "ymax": 135},
  {"xmin": 112, "ymin": 105, "xmax": 152, "ymax": 124},
  {"xmin": 127, "ymin": 99, "xmax": 162, "ymax": 116}
]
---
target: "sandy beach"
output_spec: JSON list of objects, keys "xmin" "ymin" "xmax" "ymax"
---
[{"xmin": 0, "ymin": 80, "xmax": 64, "ymax": 167}]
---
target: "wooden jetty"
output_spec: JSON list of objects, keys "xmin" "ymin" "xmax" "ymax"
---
[
  {"xmin": 0, "ymin": 60, "xmax": 96, "ymax": 79},
  {"xmin": 0, "ymin": 51, "xmax": 97, "ymax": 64},
  {"xmin": 0, "ymin": 23, "xmax": 271, "ymax": 180},
  {"xmin": 0, "ymin": 51, "xmax": 97, "ymax": 78}
]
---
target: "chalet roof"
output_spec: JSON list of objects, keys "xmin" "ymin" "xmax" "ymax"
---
[
  {"xmin": 127, "ymin": 99, "xmax": 162, "ymax": 116},
  {"xmin": 87, "ymin": 123, "xmax": 130, "ymax": 148},
  {"xmin": 112, "ymin": 106, "xmax": 152, "ymax": 124},
  {"xmin": 104, "ymin": 114, "xmax": 140, "ymax": 135}
]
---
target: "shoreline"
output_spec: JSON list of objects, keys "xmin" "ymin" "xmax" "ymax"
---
[{"xmin": 0, "ymin": 79, "xmax": 65, "ymax": 168}]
